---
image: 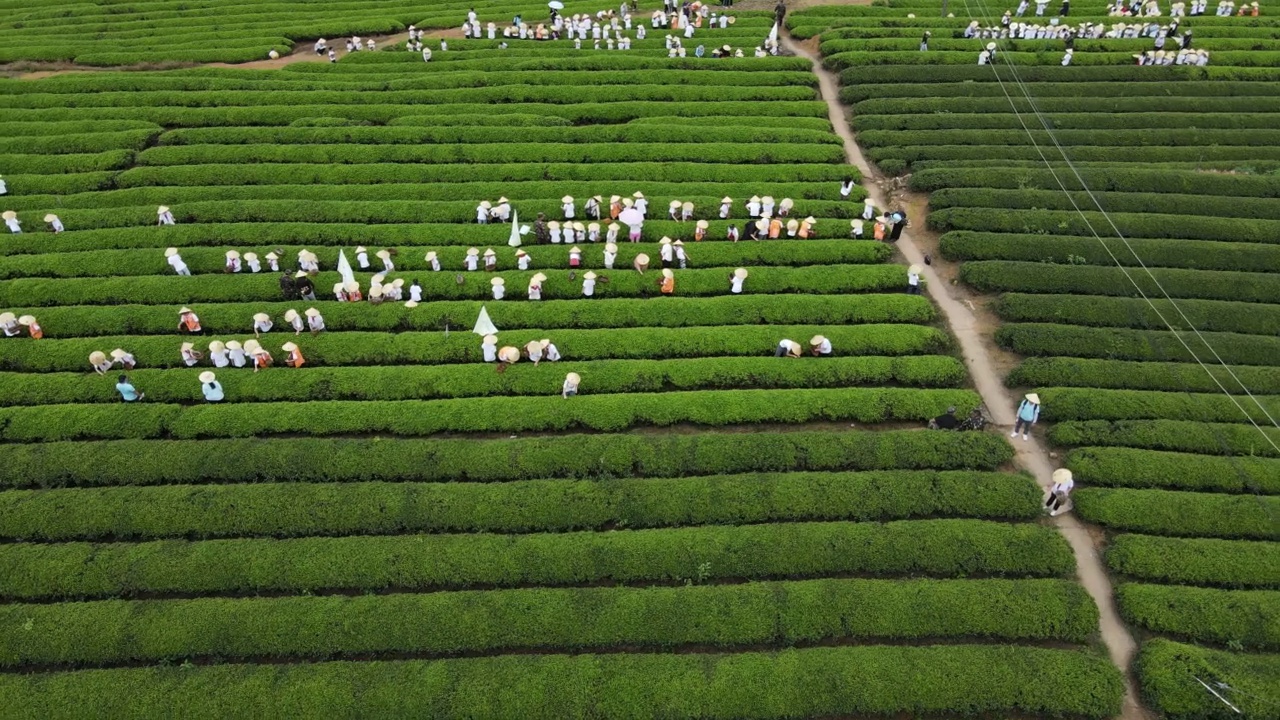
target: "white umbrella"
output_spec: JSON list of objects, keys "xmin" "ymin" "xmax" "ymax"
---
[
  {"xmin": 337, "ymin": 249, "xmax": 356, "ymax": 286},
  {"xmin": 473, "ymin": 305, "xmax": 499, "ymax": 336},
  {"xmin": 618, "ymin": 207, "xmax": 644, "ymax": 227},
  {"xmin": 508, "ymin": 210, "xmax": 522, "ymax": 247},
  {"xmin": 549, "ymin": 0, "xmax": 565, "ymax": 8}
]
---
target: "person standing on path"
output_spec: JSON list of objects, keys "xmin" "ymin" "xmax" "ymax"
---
[
  {"xmin": 1046, "ymin": 468, "xmax": 1074, "ymax": 516},
  {"xmin": 1012, "ymin": 392, "xmax": 1041, "ymax": 441}
]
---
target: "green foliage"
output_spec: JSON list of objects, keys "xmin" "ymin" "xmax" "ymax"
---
[
  {"xmin": 1138, "ymin": 639, "xmax": 1280, "ymax": 719},
  {"xmin": 1107, "ymin": 534, "xmax": 1280, "ymax": 588},
  {"xmin": 1117, "ymin": 583, "xmax": 1280, "ymax": 650},
  {"xmin": 1010, "ymin": 357, "xmax": 1280, "ymax": 395},
  {"xmin": 965, "ymin": 262, "xmax": 1280, "ymax": 305},
  {"xmin": 1051, "ymin": 419, "xmax": 1280, "ymax": 458},
  {"xmin": 1066, "ymin": 447, "xmax": 1280, "ymax": 494},
  {"xmin": 1034, "ymin": 387, "xmax": 1280, "ymax": 425},
  {"xmin": 996, "ymin": 323, "xmax": 1280, "ymax": 366},
  {"xmin": 0, "ymin": 431, "xmax": 1017, "ymax": 490},
  {"xmin": 1073, "ymin": 488, "xmax": 1280, "ymax": 539},
  {"xmin": 0, "ymin": 645, "xmax": 1124, "ymax": 719},
  {"xmin": 996, "ymin": 294, "xmax": 1280, "ymax": 336}
]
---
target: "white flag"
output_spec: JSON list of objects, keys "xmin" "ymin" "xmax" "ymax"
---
[
  {"xmin": 767, "ymin": 20, "xmax": 779, "ymax": 47},
  {"xmin": 508, "ymin": 209, "xmax": 522, "ymax": 247},
  {"xmin": 336, "ymin": 249, "xmax": 356, "ymax": 285},
  {"xmin": 473, "ymin": 305, "xmax": 499, "ymax": 336}
]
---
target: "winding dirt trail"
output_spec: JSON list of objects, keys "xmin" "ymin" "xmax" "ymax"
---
[{"xmin": 782, "ymin": 33, "xmax": 1153, "ymax": 720}]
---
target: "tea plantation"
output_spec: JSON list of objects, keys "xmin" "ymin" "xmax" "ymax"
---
[
  {"xmin": 0, "ymin": 1, "xmax": 1138, "ymax": 717},
  {"xmin": 794, "ymin": 1, "xmax": 1279, "ymax": 717}
]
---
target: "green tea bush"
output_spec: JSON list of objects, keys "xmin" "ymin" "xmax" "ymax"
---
[
  {"xmin": 1117, "ymin": 583, "xmax": 1280, "ymax": 650},
  {"xmin": 1066, "ymin": 446, "xmax": 1280, "ymax": 494},
  {"xmin": 1051, "ymin": 420, "xmax": 1280, "ymax": 458},
  {"xmin": 1073, "ymin": 488, "xmax": 1280, "ymax": 539},
  {"xmin": 1107, "ymin": 534, "xmax": 1280, "ymax": 588},
  {"xmin": 1138, "ymin": 639, "xmax": 1280, "ymax": 720}
]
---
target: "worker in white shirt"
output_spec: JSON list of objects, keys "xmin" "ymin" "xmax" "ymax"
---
[
  {"xmin": 110, "ymin": 348, "xmax": 137, "ymax": 370},
  {"xmin": 226, "ymin": 340, "xmax": 247, "ymax": 368},
  {"xmin": 729, "ymin": 267, "xmax": 747, "ymax": 294},
  {"xmin": 476, "ymin": 201, "xmax": 490, "ymax": 223},
  {"xmin": 491, "ymin": 197, "xmax": 512, "ymax": 222},
  {"xmin": 491, "ymin": 277, "xmax": 506, "ymax": 300},
  {"xmin": 562, "ymin": 372, "xmax": 581, "ymax": 398},
  {"xmin": 305, "ymin": 308, "xmax": 325, "ymax": 335},
  {"xmin": 633, "ymin": 191, "xmax": 647, "ymax": 216},
  {"xmin": 180, "ymin": 342, "xmax": 203, "ymax": 367},
  {"xmin": 809, "ymin": 335, "xmax": 832, "ymax": 356},
  {"xmin": 209, "ymin": 341, "xmax": 229, "ymax": 368},
  {"xmin": 244, "ymin": 252, "xmax": 261, "ymax": 273},
  {"xmin": 481, "ymin": 334, "xmax": 499, "ymax": 362},
  {"xmin": 464, "ymin": 248, "xmax": 480, "ymax": 271},
  {"xmin": 252, "ymin": 312, "xmax": 274, "ymax": 337},
  {"xmin": 377, "ymin": 249, "xmax": 395, "ymax": 272},
  {"xmin": 582, "ymin": 271, "xmax": 597, "ymax": 297},
  {"xmin": 425, "ymin": 251, "xmax": 441, "ymax": 271},
  {"xmin": 543, "ymin": 339, "xmax": 561, "ymax": 362},
  {"xmin": 719, "ymin": 196, "xmax": 732, "ymax": 219},
  {"xmin": 409, "ymin": 280, "xmax": 422, "ymax": 302},
  {"xmin": 603, "ymin": 242, "xmax": 617, "ymax": 270},
  {"xmin": 225, "ymin": 250, "xmax": 242, "ymax": 273},
  {"xmin": 356, "ymin": 246, "xmax": 370, "ymax": 269},
  {"xmin": 157, "ymin": 205, "xmax": 176, "ymax": 225},
  {"xmin": 528, "ymin": 272, "xmax": 546, "ymax": 300},
  {"xmin": 165, "ymin": 247, "xmax": 191, "ymax": 276},
  {"xmin": 526, "ymin": 339, "xmax": 546, "ymax": 365},
  {"xmin": 89, "ymin": 351, "xmax": 114, "ymax": 375},
  {"xmin": 44, "ymin": 214, "xmax": 64, "ymax": 233},
  {"xmin": 774, "ymin": 339, "xmax": 802, "ymax": 358},
  {"xmin": 562, "ymin": 195, "xmax": 576, "ymax": 219},
  {"xmin": 516, "ymin": 249, "xmax": 531, "ymax": 270},
  {"xmin": 283, "ymin": 309, "xmax": 304, "ymax": 335}
]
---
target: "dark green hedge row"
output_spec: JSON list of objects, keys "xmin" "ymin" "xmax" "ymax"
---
[
  {"xmin": 943, "ymin": 231, "xmax": 1280, "ymax": 276},
  {"xmin": 1034, "ymin": 387, "xmax": 1280, "ymax": 426},
  {"xmin": 0, "ymin": 264, "xmax": 907, "ymax": 308},
  {"xmin": 0, "ymin": 388, "xmax": 981, "ymax": 442},
  {"xmin": 934, "ymin": 208, "xmax": 1280, "ymax": 245},
  {"xmin": 0, "ymin": 430, "xmax": 1016, "ymax": 490},
  {"xmin": 0, "ymin": 356, "xmax": 966, "ymax": 406},
  {"xmin": 0, "ymin": 129, "xmax": 157, "ymax": 156},
  {"xmin": 0, "ymin": 645, "xmax": 1124, "ymax": 719},
  {"xmin": 840, "ymin": 79, "xmax": 1280, "ymax": 102},
  {"xmin": 0, "ymin": 239, "xmax": 886, "ymax": 280},
  {"xmin": 0, "ymin": 579, "xmax": 1099, "ymax": 668},
  {"xmin": 913, "ymin": 167, "xmax": 1280, "ymax": 197},
  {"xmin": 997, "ymin": 323, "xmax": 1280, "ymax": 367},
  {"xmin": 114, "ymin": 161, "xmax": 854, "ymax": 188},
  {"xmin": 1138, "ymin": 639, "xmax": 1280, "ymax": 720},
  {"xmin": 1011, "ymin": 358, "xmax": 1280, "ymax": 395},
  {"xmin": 1108, "ymin": 534, "xmax": 1280, "ymax": 588},
  {"xmin": 1051, "ymin": 420, "xmax": 1280, "ymax": 458},
  {"xmin": 0, "ymin": 149, "xmax": 132, "ymax": 175},
  {"xmin": 875, "ymin": 144, "xmax": 1280, "ymax": 169},
  {"xmin": 931, "ymin": 187, "xmax": 1280, "ymax": 222},
  {"xmin": 862, "ymin": 111, "xmax": 1280, "ymax": 132},
  {"xmin": 0, "ymin": 324, "xmax": 947, "ymax": 373},
  {"xmin": 861, "ymin": 128, "xmax": 1280, "ymax": 152},
  {"xmin": 1118, "ymin": 583, "xmax": 1280, "ymax": 650},
  {"xmin": 996, "ymin": 294, "xmax": 1280, "ymax": 336},
  {"xmin": 854, "ymin": 93, "xmax": 1280, "ymax": 116},
  {"xmin": 0, "ymin": 469, "xmax": 1035, "ymax": 543},
  {"xmin": 0, "ymin": 172, "xmax": 114, "ymax": 197},
  {"xmin": 0, "ymin": 519, "xmax": 1065, "ymax": 602},
  {"xmin": 1066, "ymin": 446, "xmax": 1280, "ymax": 494},
  {"xmin": 0, "ymin": 100, "xmax": 832, "ymax": 128},
  {"xmin": 4, "ymin": 294, "xmax": 930, "ymax": 339},
  {"xmin": 0, "ymin": 120, "xmax": 160, "ymax": 136},
  {"xmin": 961, "ymin": 259, "xmax": 1280, "ymax": 304},
  {"xmin": 1073, "ymin": 488, "xmax": 1280, "ymax": 540}
]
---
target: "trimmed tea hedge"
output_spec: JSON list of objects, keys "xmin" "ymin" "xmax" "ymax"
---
[
  {"xmin": 1107, "ymin": 535, "xmax": 1280, "ymax": 589},
  {"xmin": 1051, "ymin": 420, "xmax": 1280, "ymax": 458},
  {"xmin": 1117, "ymin": 583, "xmax": 1280, "ymax": 650},
  {"xmin": 1065, "ymin": 447, "xmax": 1280, "ymax": 494},
  {"xmin": 996, "ymin": 324, "xmax": 1280, "ymax": 366},
  {"xmin": 1010, "ymin": 358, "xmax": 1280, "ymax": 395},
  {"xmin": 1034, "ymin": 387, "xmax": 1280, "ymax": 426},
  {"xmin": 1073, "ymin": 488, "xmax": 1280, "ymax": 540},
  {"xmin": 1138, "ymin": 639, "xmax": 1280, "ymax": 720}
]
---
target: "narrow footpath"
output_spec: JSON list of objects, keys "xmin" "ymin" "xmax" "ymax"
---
[{"xmin": 782, "ymin": 34, "xmax": 1153, "ymax": 720}]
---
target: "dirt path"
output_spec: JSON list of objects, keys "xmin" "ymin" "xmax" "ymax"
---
[{"xmin": 783, "ymin": 33, "xmax": 1153, "ymax": 720}]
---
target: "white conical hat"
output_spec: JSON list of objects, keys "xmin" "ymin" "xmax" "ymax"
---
[
  {"xmin": 1052, "ymin": 468, "xmax": 1073, "ymax": 483},
  {"xmin": 199, "ymin": 371, "xmax": 216, "ymax": 383}
]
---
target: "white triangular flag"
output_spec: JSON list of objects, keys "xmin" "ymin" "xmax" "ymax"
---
[
  {"xmin": 767, "ymin": 20, "xmax": 779, "ymax": 47},
  {"xmin": 508, "ymin": 209, "xmax": 522, "ymax": 247},
  {"xmin": 473, "ymin": 305, "xmax": 499, "ymax": 336},
  {"xmin": 337, "ymin": 249, "xmax": 356, "ymax": 285}
]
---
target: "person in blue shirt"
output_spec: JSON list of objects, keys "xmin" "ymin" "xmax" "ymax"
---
[
  {"xmin": 200, "ymin": 371, "xmax": 224, "ymax": 403},
  {"xmin": 1012, "ymin": 392, "xmax": 1041, "ymax": 440},
  {"xmin": 116, "ymin": 375, "xmax": 143, "ymax": 402}
]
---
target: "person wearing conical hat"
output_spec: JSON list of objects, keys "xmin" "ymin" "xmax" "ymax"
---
[
  {"xmin": 180, "ymin": 342, "xmax": 203, "ymax": 367},
  {"xmin": 200, "ymin": 371, "xmax": 224, "ymax": 403},
  {"xmin": 225, "ymin": 250, "xmax": 242, "ymax": 273},
  {"xmin": 568, "ymin": 246, "xmax": 582, "ymax": 268},
  {"xmin": 281, "ymin": 309, "xmax": 302, "ymax": 336},
  {"xmin": 384, "ymin": 278, "xmax": 404, "ymax": 302},
  {"xmin": 721, "ymin": 267, "xmax": 744, "ymax": 294},
  {"xmin": 480, "ymin": 334, "xmax": 499, "ymax": 363},
  {"xmin": 694, "ymin": 219, "xmax": 709, "ymax": 242},
  {"xmin": 587, "ymin": 222, "xmax": 600, "ymax": 243},
  {"xmin": 355, "ymin": 246, "xmax": 370, "ymax": 270},
  {"xmin": 333, "ymin": 282, "xmax": 348, "ymax": 302},
  {"xmin": 809, "ymin": 335, "xmax": 832, "ymax": 356},
  {"xmin": 761, "ymin": 196, "xmax": 775, "ymax": 218},
  {"xmin": 609, "ymin": 195, "xmax": 623, "ymax": 220},
  {"xmin": 243, "ymin": 252, "xmax": 261, "ymax": 273},
  {"xmin": 497, "ymin": 346, "xmax": 520, "ymax": 365},
  {"xmin": 368, "ymin": 283, "xmax": 385, "ymax": 306},
  {"xmin": 463, "ymin": 248, "xmax": 479, "ymax": 272},
  {"xmin": 293, "ymin": 271, "xmax": 317, "ymax": 302},
  {"xmin": 629, "ymin": 252, "xmax": 648, "ymax": 274},
  {"xmin": 424, "ymin": 251, "xmax": 441, "ymax": 272},
  {"xmin": 907, "ymin": 264, "xmax": 922, "ymax": 295},
  {"xmin": 2, "ymin": 210, "xmax": 19, "ymax": 234},
  {"xmin": 476, "ymin": 200, "xmax": 491, "ymax": 224},
  {"xmin": 247, "ymin": 341, "xmax": 272, "ymax": 373},
  {"xmin": 601, "ymin": 223, "xmax": 618, "ymax": 248},
  {"xmin": 562, "ymin": 372, "xmax": 580, "ymax": 399},
  {"xmin": 344, "ymin": 281, "xmax": 363, "ymax": 302},
  {"xmin": 622, "ymin": 197, "xmax": 634, "ymax": 210},
  {"xmin": 673, "ymin": 240, "xmax": 688, "ymax": 269},
  {"xmin": 514, "ymin": 249, "xmax": 531, "ymax": 272},
  {"xmin": 524, "ymin": 339, "xmax": 546, "ymax": 365},
  {"xmin": 578, "ymin": 270, "xmax": 597, "ymax": 297},
  {"xmin": 719, "ymin": 197, "xmax": 732, "ymax": 219},
  {"xmin": 252, "ymin": 312, "xmax": 274, "ymax": 337},
  {"xmin": 746, "ymin": 196, "xmax": 761, "ymax": 218},
  {"xmin": 785, "ymin": 219, "xmax": 799, "ymax": 238},
  {"xmin": 208, "ymin": 340, "xmax": 229, "ymax": 368},
  {"xmin": 658, "ymin": 268, "xmax": 675, "ymax": 295},
  {"xmin": 376, "ymin": 249, "xmax": 395, "ymax": 273},
  {"xmin": 633, "ymin": 191, "xmax": 648, "ymax": 216},
  {"xmin": 263, "ymin": 251, "xmax": 279, "ymax": 273},
  {"xmin": 549, "ymin": 220, "xmax": 564, "ymax": 245},
  {"xmin": 528, "ymin": 272, "xmax": 546, "ymax": 300},
  {"xmin": 572, "ymin": 222, "xmax": 586, "ymax": 244},
  {"xmin": 857, "ymin": 198, "xmax": 875, "ymax": 222},
  {"xmin": 16, "ymin": 312, "xmax": 41, "ymax": 338},
  {"xmin": 680, "ymin": 201, "xmax": 694, "ymax": 222},
  {"xmin": 1013, "ymin": 393, "xmax": 1041, "ymax": 441},
  {"xmin": 89, "ymin": 351, "xmax": 113, "ymax": 375},
  {"xmin": 768, "ymin": 216, "xmax": 782, "ymax": 239},
  {"xmin": 492, "ymin": 197, "xmax": 511, "ymax": 222},
  {"xmin": 1046, "ymin": 468, "xmax": 1074, "ymax": 516},
  {"xmin": 116, "ymin": 374, "xmax": 144, "ymax": 402},
  {"xmin": 541, "ymin": 338, "xmax": 561, "ymax": 362},
  {"xmin": 110, "ymin": 348, "xmax": 136, "ymax": 370},
  {"xmin": 222, "ymin": 340, "xmax": 245, "ymax": 368},
  {"xmin": 778, "ymin": 198, "xmax": 794, "ymax": 218},
  {"xmin": 165, "ymin": 247, "xmax": 191, "ymax": 276},
  {"xmin": 297, "ymin": 250, "xmax": 319, "ymax": 273},
  {"xmin": 562, "ymin": 195, "xmax": 576, "ymax": 219},
  {"xmin": 658, "ymin": 237, "xmax": 674, "ymax": 268},
  {"xmin": 584, "ymin": 195, "xmax": 601, "ymax": 220},
  {"xmin": 851, "ymin": 219, "xmax": 864, "ymax": 240},
  {"xmin": 297, "ymin": 307, "xmax": 323, "ymax": 336},
  {"xmin": 0, "ymin": 176, "xmax": 6, "ymax": 196},
  {"xmin": 178, "ymin": 307, "xmax": 202, "ymax": 334},
  {"xmin": 799, "ymin": 216, "xmax": 816, "ymax": 239},
  {"xmin": 774, "ymin": 339, "xmax": 802, "ymax": 358},
  {"xmin": 668, "ymin": 200, "xmax": 681, "ymax": 221},
  {"xmin": 874, "ymin": 217, "xmax": 888, "ymax": 241},
  {"xmin": 490, "ymin": 276, "xmax": 506, "ymax": 300},
  {"xmin": 44, "ymin": 213, "xmax": 64, "ymax": 233},
  {"xmin": 282, "ymin": 341, "xmax": 305, "ymax": 368},
  {"xmin": 157, "ymin": 205, "xmax": 175, "ymax": 226},
  {"xmin": 482, "ymin": 248, "xmax": 497, "ymax": 272},
  {"xmin": 602, "ymin": 242, "xmax": 618, "ymax": 270}
]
